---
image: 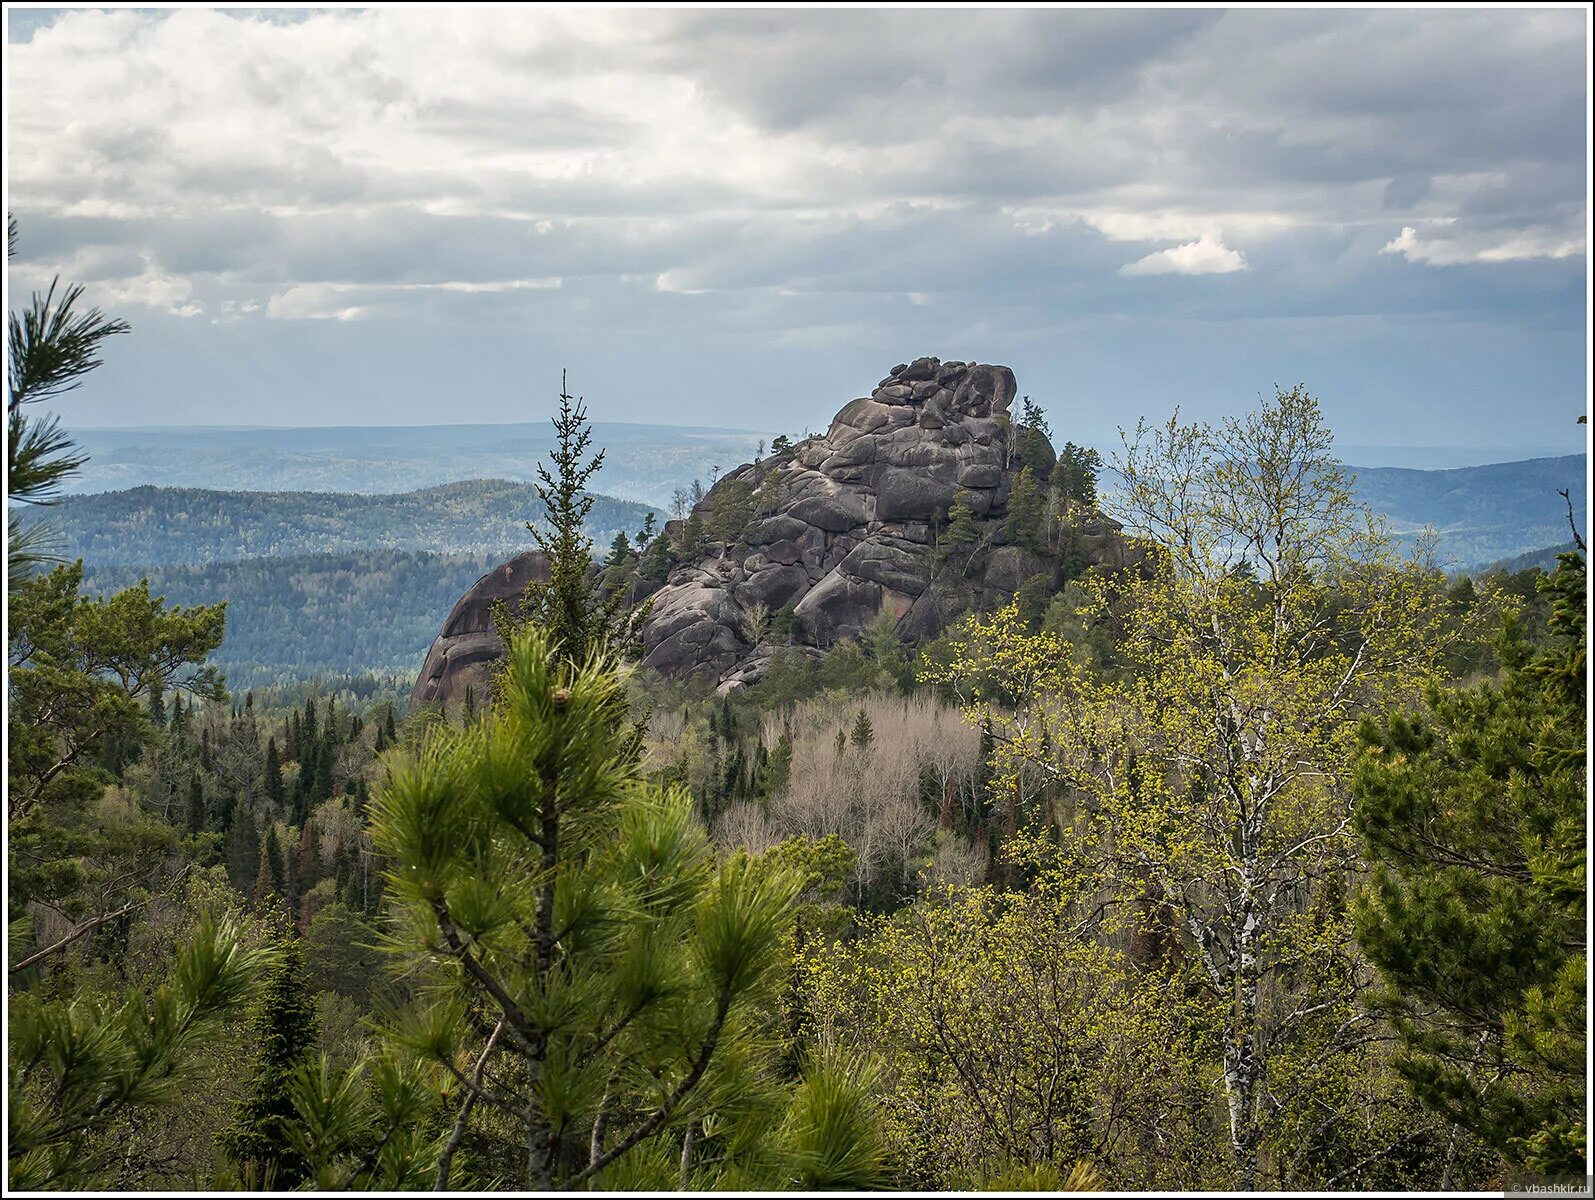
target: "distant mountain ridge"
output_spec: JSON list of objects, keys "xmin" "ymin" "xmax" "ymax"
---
[
  {"xmin": 42, "ymin": 453, "xmax": 1587, "ymax": 573},
  {"xmin": 66, "ymin": 421, "xmax": 773, "ymax": 507},
  {"xmin": 40, "ymin": 480, "xmax": 659, "ymax": 566},
  {"xmin": 1344, "ymin": 454, "xmax": 1586, "ymax": 566}
]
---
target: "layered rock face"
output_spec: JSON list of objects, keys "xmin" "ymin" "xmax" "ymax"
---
[{"xmin": 636, "ymin": 357, "xmax": 1126, "ymax": 689}]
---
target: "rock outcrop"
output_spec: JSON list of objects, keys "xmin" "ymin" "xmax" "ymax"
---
[
  {"xmin": 635, "ymin": 357, "xmax": 1129, "ymax": 690},
  {"xmin": 410, "ymin": 551, "xmax": 549, "ymax": 707},
  {"xmin": 411, "ymin": 357, "xmax": 1132, "ymax": 704}
]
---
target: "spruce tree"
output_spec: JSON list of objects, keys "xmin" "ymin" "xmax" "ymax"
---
[
  {"xmin": 185, "ymin": 770, "xmax": 205, "ymax": 835},
  {"xmin": 314, "ymin": 745, "xmax": 334, "ymax": 803},
  {"xmin": 1005, "ymin": 466, "xmax": 1044, "ymax": 551},
  {"xmin": 507, "ymin": 370, "xmax": 642, "ymax": 665},
  {"xmin": 221, "ymin": 935, "xmax": 320, "ymax": 1188},
  {"xmin": 264, "ymin": 736, "xmax": 284, "ymax": 805},
  {"xmin": 227, "ymin": 807, "xmax": 261, "ymax": 895},
  {"xmin": 767, "ymin": 732, "xmax": 794, "ymax": 797},
  {"xmin": 850, "ymin": 709, "xmax": 874, "ymax": 753},
  {"xmin": 264, "ymin": 825, "xmax": 286, "ymax": 897},
  {"xmin": 1050, "ymin": 441, "xmax": 1101, "ymax": 509},
  {"xmin": 942, "ymin": 490, "xmax": 979, "ymax": 555},
  {"xmin": 1354, "ymin": 551, "xmax": 1587, "ymax": 1176}
]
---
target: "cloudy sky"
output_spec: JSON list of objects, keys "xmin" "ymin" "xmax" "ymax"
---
[{"xmin": 5, "ymin": 6, "xmax": 1589, "ymax": 454}]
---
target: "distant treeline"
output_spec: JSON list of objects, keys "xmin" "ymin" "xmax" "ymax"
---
[
  {"xmin": 43, "ymin": 479, "xmax": 660, "ymax": 565},
  {"xmin": 81, "ymin": 550, "xmax": 499, "ymax": 690}
]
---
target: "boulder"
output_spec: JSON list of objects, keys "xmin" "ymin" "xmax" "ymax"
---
[{"xmin": 411, "ymin": 552, "xmax": 551, "ymax": 708}]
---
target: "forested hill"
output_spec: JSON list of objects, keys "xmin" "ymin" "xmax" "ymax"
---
[
  {"xmin": 1347, "ymin": 454, "xmax": 1586, "ymax": 566},
  {"xmin": 42, "ymin": 480, "xmax": 659, "ymax": 566},
  {"xmin": 80, "ymin": 550, "xmax": 499, "ymax": 692}
]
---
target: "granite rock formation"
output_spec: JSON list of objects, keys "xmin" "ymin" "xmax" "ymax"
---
[
  {"xmin": 410, "ymin": 551, "xmax": 549, "ymax": 707},
  {"xmin": 635, "ymin": 357, "xmax": 1130, "ymax": 690},
  {"xmin": 411, "ymin": 357, "xmax": 1131, "ymax": 704}
]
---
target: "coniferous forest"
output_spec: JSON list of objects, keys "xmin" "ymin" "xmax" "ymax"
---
[{"xmin": 5, "ymin": 9, "xmax": 1589, "ymax": 1197}]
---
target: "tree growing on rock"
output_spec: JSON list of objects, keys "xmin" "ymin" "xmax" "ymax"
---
[
  {"xmin": 941, "ymin": 490, "xmax": 980, "ymax": 558},
  {"xmin": 705, "ymin": 474, "xmax": 756, "ymax": 549},
  {"xmin": 1005, "ymin": 466, "xmax": 1045, "ymax": 551}
]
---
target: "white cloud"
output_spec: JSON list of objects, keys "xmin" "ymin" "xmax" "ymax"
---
[
  {"xmin": 264, "ymin": 284, "xmax": 367, "ymax": 321},
  {"xmin": 1119, "ymin": 236, "xmax": 1248, "ymax": 276},
  {"xmin": 1381, "ymin": 223, "xmax": 1587, "ymax": 266}
]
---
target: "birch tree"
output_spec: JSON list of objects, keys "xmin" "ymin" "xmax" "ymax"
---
[{"xmin": 927, "ymin": 386, "xmax": 1485, "ymax": 1188}]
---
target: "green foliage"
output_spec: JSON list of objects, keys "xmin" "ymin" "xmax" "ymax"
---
[
  {"xmin": 849, "ymin": 709, "xmax": 874, "ymax": 752},
  {"xmin": 1005, "ymin": 466, "xmax": 1045, "ymax": 551},
  {"xmin": 8, "ymin": 562, "xmax": 228, "ymax": 951},
  {"xmin": 7, "ymin": 915, "xmax": 271, "ymax": 1190},
  {"xmin": 605, "ymin": 530, "xmax": 633, "ymax": 567},
  {"xmin": 502, "ymin": 373, "xmax": 646, "ymax": 665},
  {"xmin": 1050, "ymin": 441, "xmax": 1102, "ymax": 509},
  {"xmin": 941, "ymin": 489, "xmax": 980, "ymax": 554},
  {"xmin": 803, "ymin": 840, "xmax": 1199, "ymax": 1189},
  {"xmin": 44, "ymin": 480, "xmax": 659, "ymax": 568},
  {"xmin": 221, "ymin": 935, "xmax": 320, "ymax": 1187},
  {"xmin": 1354, "ymin": 551, "xmax": 1587, "ymax": 1176},
  {"xmin": 367, "ymin": 625, "xmax": 884, "ymax": 1187},
  {"xmin": 706, "ymin": 473, "xmax": 757, "ymax": 545},
  {"xmin": 6, "ymin": 235, "xmax": 129, "ymax": 585},
  {"xmin": 280, "ymin": 1052, "xmax": 449, "ymax": 1190},
  {"xmin": 1014, "ymin": 572, "xmax": 1052, "ymax": 630}
]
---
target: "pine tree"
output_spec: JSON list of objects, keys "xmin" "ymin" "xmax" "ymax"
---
[
  {"xmin": 7, "ymin": 222, "xmax": 129, "ymax": 585},
  {"xmin": 506, "ymin": 370, "xmax": 643, "ymax": 665},
  {"xmin": 221, "ymin": 936, "xmax": 320, "ymax": 1188},
  {"xmin": 850, "ymin": 709, "xmax": 874, "ymax": 753},
  {"xmin": 1354, "ymin": 551, "xmax": 1587, "ymax": 1176},
  {"xmin": 185, "ymin": 770, "xmax": 205, "ymax": 835},
  {"xmin": 264, "ymin": 736, "xmax": 284, "ymax": 805},
  {"xmin": 1005, "ymin": 466, "xmax": 1044, "ymax": 551},
  {"xmin": 606, "ymin": 530, "xmax": 633, "ymax": 566},
  {"xmin": 383, "ymin": 702, "xmax": 397, "ymax": 746},
  {"xmin": 942, "ymin": 490, "xmax": 979, "ymax": 555},
  {"xmin": 364, "ymin": 624, "xmax": 885, "ymax": 1189}
]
